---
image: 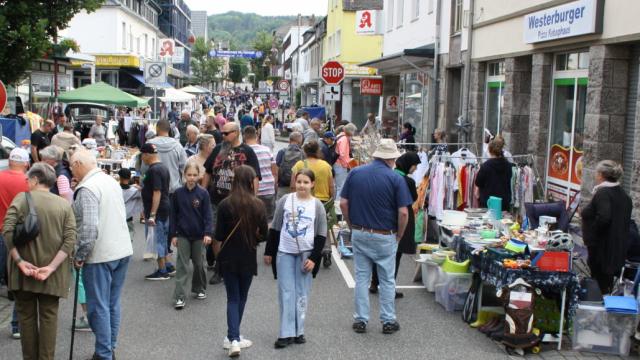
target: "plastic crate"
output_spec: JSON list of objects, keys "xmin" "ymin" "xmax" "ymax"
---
[
  {"xmin": 420, "ymin": 261, "xmax": 442, "ymax": 292},
  {"xmin": 572, "ymin": 304, "xmax": 638, "ymax": 356},
  {"xmin": 434, "ymin": 273, "xmax": 472, "ymax": 312}
]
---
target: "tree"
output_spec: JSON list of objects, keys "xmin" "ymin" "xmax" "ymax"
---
[
  {"xmin": 250, "ymin": 31, "xmax": 274, "ymax": 83},
  {"xmin": 190, "ymin": 37, "xmax": 222, "ymax": 86},
  {"xmin": 0, "ymin": 0, "xmax": 104, "ymax": 85},
  {"xmin": 229, "ymin": 58, "xmax": 248, "ymax": 84}
]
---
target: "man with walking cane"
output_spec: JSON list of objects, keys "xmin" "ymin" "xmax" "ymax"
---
[{"xmin": 71, "ymin": 150, "xmax": 133, "ymax": 360}]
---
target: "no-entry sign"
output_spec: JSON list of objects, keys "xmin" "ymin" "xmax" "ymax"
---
[
  {"xmin": 322, "ymin": 61, "xmax": 345, "ymax": 85},
  {"xmin": 0, "ymin": 81, "xmax": 6, "ymax": 113}
]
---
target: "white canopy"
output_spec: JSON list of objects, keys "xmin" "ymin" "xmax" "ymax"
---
[
  {"xmin": 180, "ymin": 85, "xmax": 210, "ymax": 94},
  {"xmin": 160, "ymin": 88, "xmax": 196, "ymax": 102}
]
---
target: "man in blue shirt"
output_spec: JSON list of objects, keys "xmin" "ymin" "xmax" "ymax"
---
[{"xmin": 340, "ymin": 139, "xmax": 412, "ymax": 335}]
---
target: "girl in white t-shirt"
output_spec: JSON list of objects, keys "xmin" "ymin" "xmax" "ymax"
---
[{"xmin": 264, "ymin": 168, "xmax": 327, "ymax": 349}]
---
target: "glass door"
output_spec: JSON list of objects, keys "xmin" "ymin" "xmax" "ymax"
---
[
  {"xmin": 484, "ymin": 61, "xmax": 505, "ymax": 137},
  {"xmin": 546, "ymin": 52, "xmax": 589, "ymax": 204},
  {"xmin": 399, "ymin": 71, "xmax": 428, "ymax": 142}
]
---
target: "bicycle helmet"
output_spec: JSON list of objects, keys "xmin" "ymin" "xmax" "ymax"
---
[{"xmin": 546, "ymin": 231, "xmax": 573, "ymax": 251}]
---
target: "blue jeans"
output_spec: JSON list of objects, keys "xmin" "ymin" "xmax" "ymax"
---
[
  {"xmin": 83, "ymin": 256, "xmax": 130, "ymax": 360},
  {"xmin": 352, "ymin": 230, "xmax": 397, "ymax": 324},
  {"xmin": 333, "ymin": 164, "xmax": 348, "ymax": 200},
  {"xmin": 154, "ymin": 219, "xmax": 169, "ymax": 258},
  {"xmin": 11, "ymin": 305, "xmax": 18, "ymax": 330},
  {"xmin": 277, "ymin": 251, "xmax": 313, "ymax": 338},
  {"xmin": 223, "ymin": 271, "xmax": 253, "ymax": 342}
]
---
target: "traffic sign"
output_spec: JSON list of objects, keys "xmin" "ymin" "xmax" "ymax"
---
[
  {"xmin": 0, "ymin": 81, "xmax": 7, "ymax": 113},
  {"xmin": 144, "ymin": 62, "xmax": 167, "ymax": 86},
  {"xmin": 322, "ymin": 61, "xmax": 345, "ymax": 85},
  {"xmin": 276, "ymin": 79, "xmax": 290, "ymax": 92},
  {"xmin": 268, "ymin": 98, "xmax": 279, "ymax": 110},
  {"xmin": 324, "ymin": 85, "xmax": 341, "ymax": 101}
]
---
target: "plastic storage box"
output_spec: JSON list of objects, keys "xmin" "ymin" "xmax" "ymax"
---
[
  {"xmin": 572, "ymin": 304, "xmax": 638, "ymax": 356},
  {"xmin": 434, "ymin": 272, "xmax": 472, "ymax": 312},
  {"xmin": 420, "ymin": 261, "xmax": 443, "ymax": 292}
]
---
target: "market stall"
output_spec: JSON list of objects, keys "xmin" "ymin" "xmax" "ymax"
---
[{"xmin": 57, "ymin": 81, "xmax": 148, "ymax": 108}]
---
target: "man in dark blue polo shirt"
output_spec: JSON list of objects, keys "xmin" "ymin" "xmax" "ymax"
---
[{"xmin": 340, "ymin": 139, "xmax": 412, "ymax": 335}]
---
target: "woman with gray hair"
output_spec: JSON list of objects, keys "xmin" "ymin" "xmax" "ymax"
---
[
  {"xmin": 581, "ymin": 160, "xmax": 632, "ymax": 294},
  {"xmin": 2, "ymin": 162, "xmax": 77, "ymax": 360},
  {"xmin": 187, "ymin": 133, "xmax": 215, "ymax": 186},
  {"xmin": 39, "ymin": 145, "xmax": 73, "ymax": 203}
]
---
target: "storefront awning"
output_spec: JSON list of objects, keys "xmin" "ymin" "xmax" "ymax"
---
[{"xmin": 359, "ymin": 45, "xmax": 435, "ymax": 72}]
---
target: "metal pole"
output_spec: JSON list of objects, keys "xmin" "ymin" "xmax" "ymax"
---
[{"xmin": 153, "ymin": 87, "xmax": 157, "ymax": 119}]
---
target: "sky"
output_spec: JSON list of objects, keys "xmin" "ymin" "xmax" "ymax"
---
[{"xmin": 183, "ymin": 0, "xmax": 328, "ymax": 17}]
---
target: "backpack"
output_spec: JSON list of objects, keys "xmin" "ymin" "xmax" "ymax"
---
[
  {"xmin": 278, "ymin": 146, "xmax": 305, "ymax": 187},
  {"xmin": 327, "ymin": 134, "xmax": 352, "ymax": 165},
  {"xmin": 13, "ymin": 192, "xmax": 40, "ymax": 248}
]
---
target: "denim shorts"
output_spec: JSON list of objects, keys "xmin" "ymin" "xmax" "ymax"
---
[{"xmin": 155, "ymin": 219, "xmax": 170, "ymax": 258}]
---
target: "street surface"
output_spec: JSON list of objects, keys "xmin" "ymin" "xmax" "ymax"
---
[{"xmin": 0, "ymin": 141, "xmax": 633, "ymax": 360}]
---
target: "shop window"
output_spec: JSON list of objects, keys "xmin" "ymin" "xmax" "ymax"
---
[
  {"xmin": 400, "ymin": 72, "xmax": 427, "ymax": 142},
  {"xmin": 484, "ymin": 61, "xmax": 505, "ymax": 137},
  {"xmin": 452, "ymin": 0, "xmax": 463, "ymax": 34},
  {"xmin": 555, "ymin": 51, "xmax": 589, "ymax": 71},
  {"xmin": 99, "ymin": 70, "xmax": 118, "ymax": 88},
  {"xmin": 488, "ymin": 61, "xmax": 505, "ymax": 77}
]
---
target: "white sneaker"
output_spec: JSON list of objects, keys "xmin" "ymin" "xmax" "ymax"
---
[
  {"xmin": 195, "ymin": 292, "xmax": 207, "ymax": 300},
  {"xmin": 228, "ymin": 340, "xmax": 240, "ymax": 357},
  {"xmin": 174, "ymin": 298, "xmax": 185, "ymax": 309},
  {"xmin": 223, "ymin": 336, "xmax": 253, "ymax": 349}
]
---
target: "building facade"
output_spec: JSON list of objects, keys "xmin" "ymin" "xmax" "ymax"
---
[
  {"xmin": 299, "ymin": 18, "xmax": 327, "ymax": 106},
  {"xmin": 324, "ymin": 0, "xmax": 383, "ymax": 130},
  {"xmin": 158, "ymin": 0, "xmax": 192, "ymax": 82},
  {"xmin": 191, "ymin": 10, "xmax": 208, "ymax": 41},
  {"xmin": 466, "ymin": 0, "xmax": 640, "ymax": 219},
  {"xmin": 60, "ymin": 0, "xmax": 162, "ymax": 95}
]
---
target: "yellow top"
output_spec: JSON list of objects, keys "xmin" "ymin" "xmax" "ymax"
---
[{"xmin": 292, "ymin": 159, "xmax": 333, "ymax": 202}]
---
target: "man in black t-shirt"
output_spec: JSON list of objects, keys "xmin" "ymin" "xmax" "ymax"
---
[
  {"xmin": 140, "ymin": 143, "xmax": 175, "ymax": 281},
  {"xmin": 202, "ymin": 122, "xmax": 261, "ymax": 284},
  {"xmin": 30, "ymin": 119, "xmax": 54, "ymax": 163}
]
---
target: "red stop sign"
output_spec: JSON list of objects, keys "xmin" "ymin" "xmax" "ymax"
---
[
  {"xmin": 322, "ymin": 61, "xmax": 345, "ymax": 85},
  {"xmin": 0, "ymin": 81, "xmax": 6, "ymax": 113}
]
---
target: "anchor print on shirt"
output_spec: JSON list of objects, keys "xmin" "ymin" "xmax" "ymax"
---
[{"xmin": 285, "ymin": 204, "xmax": 312, "ymax": 239}]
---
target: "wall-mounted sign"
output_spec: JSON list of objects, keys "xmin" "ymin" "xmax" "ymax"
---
[
  {"xmin": 355, "ymin": 10, "xmax": 382, "ymax": 35},
  {"xmin": 386, "ymin": 95, "xmax": 398, "ymax": 112},
  {"xmin": 324, "ymin": 85, "xmax": 341, "ymax": 101},
  {"xmin": 172, "ymin": 46, "xmax": 185, "ymax": 64},
  {"xmin": 360, "ymin": 78, "xmax": 383, "ymax": 95},
  {"xmin": 523, "ymin": 0, "xmax": 603, "ymax": 44},
  {"xmin": 94, "ymin": 55, "xmax": 140, "ymax": 68},
  {"xmin": 159, "ymin": 38, "xmax": 175, "ymax": 57}
]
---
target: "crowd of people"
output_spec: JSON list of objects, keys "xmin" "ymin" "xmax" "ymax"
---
[{"xmin": 0, "ymin": 93, "xmax": 635, "ymax": 359}]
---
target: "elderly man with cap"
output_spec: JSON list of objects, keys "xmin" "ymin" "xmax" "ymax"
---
[
  {"xmin": 320, "ymin": 131, "xmax": 336, "ymax": 163},
  {"xmin": 0, "ymin": 148, "xmax": 30, "ymax": 339},
  {"xmin": 339, "ymin": 139, "xmax": 412, "ymax": 336},
  {"xmin": 70, "ymin": 150, "xmax": 133, "ymax": 360}
]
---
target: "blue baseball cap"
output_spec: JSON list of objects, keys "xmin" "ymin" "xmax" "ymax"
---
[{"xmin": 323, "ymin": 131, "xmax": 336, "ymax": 139}]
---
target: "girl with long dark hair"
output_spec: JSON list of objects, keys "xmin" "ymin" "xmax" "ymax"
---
[
  {"xmin": 214, "ymin": 165, "xmax": 268, "ymax": 357},
  {"xmin": 264, "ymin": 168, "xmax": 327, "ymax": 349},
  {"xmin": 399, "ymin": 122, "xmax": 417, "ymax": 151}
]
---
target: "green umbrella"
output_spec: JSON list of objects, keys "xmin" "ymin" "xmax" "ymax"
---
[{"xmin": 57, "ymin": 82, "xmax": 149, "ymax": 107}]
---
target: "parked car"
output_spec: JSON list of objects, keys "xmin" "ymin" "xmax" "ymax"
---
[
  {"xmin": 64, "ymin": 102, "xmax": 114, "ymax": 140},
  {"xmin": 0, "ymin": 136, "xmax": 18, "ymax": 170}
]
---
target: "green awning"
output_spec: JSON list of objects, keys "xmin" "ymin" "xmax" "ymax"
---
[{"xmin": 57, "ymin": 82, "xmax": 149, "ymax": 107}]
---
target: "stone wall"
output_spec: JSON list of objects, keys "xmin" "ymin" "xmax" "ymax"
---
[
  {"xmin": 501, "ymin": 56, "xmax": 532, "ymax": 155},
  {"xmin": 528, "ymin": 53, "xmax": 554, "ymax": 185},
  {"xmin": 630, "ymin": 58, "xmax": 640, "ymax": 222},
  {"xmin": 581, "ymin": 45, "xmax": 630, "ymax": 202},
  {"xmin": 468, "ymin": 61, "xmax": 486, "ymax": 148}
]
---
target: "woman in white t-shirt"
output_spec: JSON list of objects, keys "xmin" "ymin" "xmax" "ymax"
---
[{"xmin": 264, "ymin": 168, "xmax": 327, "ymax": 349}]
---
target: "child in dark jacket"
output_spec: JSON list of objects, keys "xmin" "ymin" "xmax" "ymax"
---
[{"xmin": 170, "ymin": 162, "xmax": 213, "ymax": 309}]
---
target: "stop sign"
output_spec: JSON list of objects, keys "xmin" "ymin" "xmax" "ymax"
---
[
  {"xmin": 0, "ymin": 81, "xmax": 6, "ymax": 113},
  {"xmin": 322, "ymin": 61, "xmax": 345, "ymax": 85}
]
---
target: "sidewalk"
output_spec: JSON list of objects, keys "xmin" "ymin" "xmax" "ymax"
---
[{"xmin": 0, "ymin": 287, "xmax": 12, "ymax": 329}]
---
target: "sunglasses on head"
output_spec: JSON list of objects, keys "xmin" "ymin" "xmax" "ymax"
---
[{"xmin": 221, "ymin": 130, "xmax": 237, "ymax": 136}]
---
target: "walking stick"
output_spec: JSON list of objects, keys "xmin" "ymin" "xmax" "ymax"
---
[{"xmin": 69, "ymin": 268, "xmax": 81, "ymax": 360}]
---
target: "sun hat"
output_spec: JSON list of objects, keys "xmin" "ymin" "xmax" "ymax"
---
[
  {"xmin": 9, "ymin": 148, "xmax": 30, "ymax": 163},
  {"xmin": 372, "ymin": 138, "xmax": 402, "ymax": 159}
]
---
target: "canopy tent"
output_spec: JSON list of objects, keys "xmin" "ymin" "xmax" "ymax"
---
[
  {"xmin": 160, "ymin": 88, "xmax": 196, "ymax": 102},
  {"xmin": 180, "ymin": 85, "xmax": 210, "ymax": 94},
  {"xmin": 57, "ymin": 82, "xmax": 149, "ymax": 107}
]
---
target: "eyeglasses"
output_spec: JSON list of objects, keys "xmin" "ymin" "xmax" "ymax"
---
[{"xmin": 221, "ymin": 130, "xmax": 237, "ymax": 136}]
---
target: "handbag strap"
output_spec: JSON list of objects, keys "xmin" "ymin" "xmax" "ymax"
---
[
  {"xmin": 25, "ymin": 192, "xmax": 37, "ymax": 217},
  {"xmin": 218, "ymin": 220, "xmax": 241, "ymax": 254},
  {"xmin": 290, "ymin": 194, "xmax": 303, "ymax": 254}
]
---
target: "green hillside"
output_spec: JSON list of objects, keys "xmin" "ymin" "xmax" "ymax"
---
[{"xmin": 208, "ymin": 11, "xmax": 296, "ymax": 49}]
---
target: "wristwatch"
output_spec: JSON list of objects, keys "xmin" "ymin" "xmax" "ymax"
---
[{"xmin": 15, "ymin": 256, "xmax": 23, "ymax": 265}]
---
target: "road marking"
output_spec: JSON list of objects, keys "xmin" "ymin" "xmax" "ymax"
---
[
  {"xmin": 332, "ymin": 245, "xmax": 355, "ymax": 288},
  {"xmin": 331, "ymin": 245, "xmax": 425, "ymax": 290}
]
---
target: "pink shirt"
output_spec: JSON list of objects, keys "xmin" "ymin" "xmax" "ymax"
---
[
  {"xmin": 215, "ymin": 114, "xmax": 227, "ymax": 129},
  {"xmin": 336, "ymin": 133, "xmax": 351, "ymax": 168}
]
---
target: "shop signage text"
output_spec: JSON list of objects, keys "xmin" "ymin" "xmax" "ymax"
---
[
  {"xmin": 208, "ymin": 50, "xmax": 264, "ymax": 59},
  {"xmin": 360, "ymin": 78, "xmax": 383, "ymax": 95},
  {"xmin": 523, "ymin": 0, "xmax": 603, "ymax": 44},
  {"xmin": 355, "ymin": 10, "xmax": 382, "ymax": 35},
  {"xmin": 94, "ymin": 55, "xmax": 140, "ymax": 68}
]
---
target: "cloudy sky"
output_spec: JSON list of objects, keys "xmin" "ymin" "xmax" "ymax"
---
[{"xmin": 183, "ymin": 0, "xmax": 328, "ymax": 17}]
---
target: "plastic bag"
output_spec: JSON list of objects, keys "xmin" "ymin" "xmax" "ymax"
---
[
  {"xmin": 144, "ymin": 226, "xmax": 157, "ymax": 260},
  {"xmin": 415, "ymin": 209, "xmax": 425, "ymax": 243}
]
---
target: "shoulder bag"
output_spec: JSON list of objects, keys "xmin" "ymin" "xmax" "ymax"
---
[
  {"xmin": 214, "ymin": 220, "xmax": 241, "ymax": 273},
  {"xmin": 13, "ymin": 192, "xmax": 40, "ymax": 248}
]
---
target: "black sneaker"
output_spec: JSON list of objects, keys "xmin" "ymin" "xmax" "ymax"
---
[
  {"xmin": 395, "ymin": 292, "xmax": 404, "ymax": 299},
  {"xmin": 274, "ymin": 337, "xmax": 293, "ymax": 349},
  {"xmin": 382, "ymin": 321, "xmax": 400, "ymax": 334},
  {"xmin": 294, "ymin": 335, "xmax": 306, "ymax": 344},
  {"xmin": 209, "ymin": 273, "xmax": 222, "ymax": 285},
  {"xmin": 145, "ymin": 270, "xmax": 170, "ymax": 281},
  {"xmin": 166, "ymin": 264, "xmax": 176, "ymax": 277},
  {"xmin": 352, "ymin": 321, "xmax": 367, "ymax": 333},
  {"xmin": 369, "ymin": 285, "xmax": 378, "ymax": 294}
]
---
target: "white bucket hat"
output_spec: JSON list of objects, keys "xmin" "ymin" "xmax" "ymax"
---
[{"xmin": 372, "ymin": 138, "xmax": 402, "ymax": 159}]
